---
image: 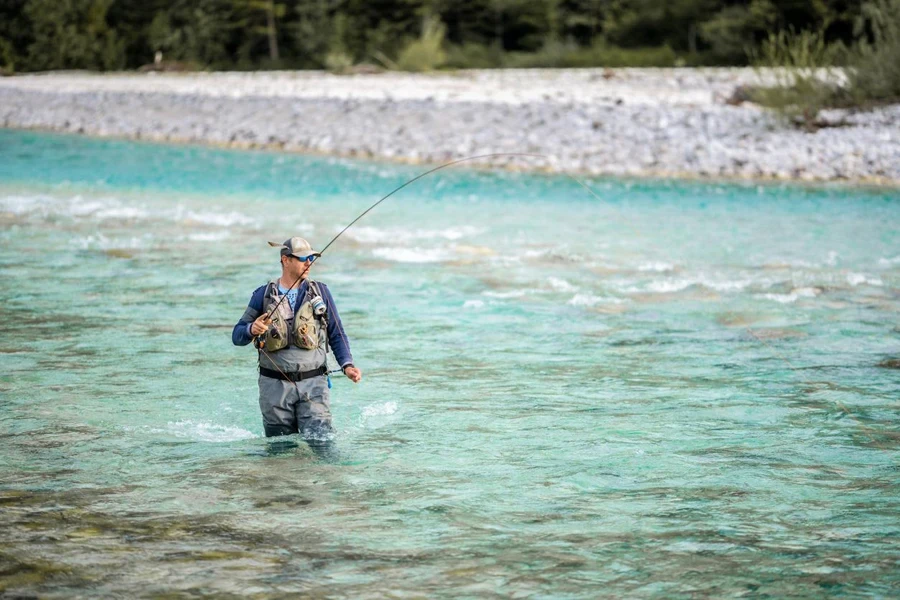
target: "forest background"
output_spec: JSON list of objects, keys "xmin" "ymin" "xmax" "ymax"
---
[
  {"xmin": 1, "ymin": 0, "xmax": 898, "ymax": 118},
  {"xmin": 0, "ymin": 0, "xmax": 892, "ymax": 72}
]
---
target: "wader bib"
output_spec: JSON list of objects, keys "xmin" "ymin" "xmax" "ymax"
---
[{"xmin": 254, "ymin": 279, "xmax": 332, "ymax": 439}]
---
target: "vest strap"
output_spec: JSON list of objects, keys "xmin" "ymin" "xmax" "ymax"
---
[{"xmin": 259, "ymin": 365, "xmax": 327, "ymax": 382}]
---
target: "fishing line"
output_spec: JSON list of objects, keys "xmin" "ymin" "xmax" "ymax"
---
[
  {"xmin": 258, "ymin": 153, "xmax": 547, "ymax": 326},
  {"xmin": 254, "ymin": 153, "xmax": 549, "ymax": 382},
  {"xmin": 251, "ymin": 152, "xmax": 872, "ymax": 444}
]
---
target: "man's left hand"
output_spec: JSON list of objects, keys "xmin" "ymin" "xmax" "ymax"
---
[{"xmin": 343, "ymin": 366, "xmax": 362, "ymax": 383}]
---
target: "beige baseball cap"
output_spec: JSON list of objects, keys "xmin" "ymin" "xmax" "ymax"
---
[{"xmin": 268, "ymin": 237, "xmax": 320, "ymax": 259}]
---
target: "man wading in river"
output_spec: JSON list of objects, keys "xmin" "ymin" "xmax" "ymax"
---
[{"xmin": 232, "ymin": 237, "xmax": 361, "ymax": 442}]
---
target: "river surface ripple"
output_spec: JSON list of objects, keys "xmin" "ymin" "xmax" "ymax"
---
[{"xmin": 1, "ymin": 130, "xmax": 898, "ymax": 598}]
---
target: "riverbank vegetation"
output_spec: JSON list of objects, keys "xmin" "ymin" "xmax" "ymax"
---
[
  {"xmin": 747, "ymin": 0, "xmax": 900, "ymax": 127},
  {"xmin": 0, "ymin": 0, "xmax": 890, "ymax": 73}
]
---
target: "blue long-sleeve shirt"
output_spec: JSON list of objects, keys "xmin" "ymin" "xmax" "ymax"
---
[{"xmin": 232, "ymin": 280, "xmax": 354, "ymax": 368}]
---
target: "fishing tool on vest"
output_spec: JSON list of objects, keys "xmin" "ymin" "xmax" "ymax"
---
[{"xmin": 310, "ymin": 295, "xmax": 327, "ymax": 316}]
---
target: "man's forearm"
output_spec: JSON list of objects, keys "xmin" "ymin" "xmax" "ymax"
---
[{"xmin": 232, "ymin": 321, "xmax": 255, "ymax": 346}]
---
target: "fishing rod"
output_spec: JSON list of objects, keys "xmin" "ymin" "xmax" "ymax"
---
[
  {"xmin": 253, "ymin": 152, "xmax": 870, "ymax": 443},
  {"xmin": 257, "ymin": 151, "xmax": 623, "ymax": 331},
  {"xmin": 255, "ymin": 153, "xmax": 550, "ymax": 332},
  {"xmin": 252, "ymin": 152, "xmax": 558, "ymax": 374}
]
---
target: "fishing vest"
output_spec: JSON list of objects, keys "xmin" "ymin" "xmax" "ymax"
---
[{"xmin": 260, "ymin": 279, "xmax": 327, "ymax": 354}]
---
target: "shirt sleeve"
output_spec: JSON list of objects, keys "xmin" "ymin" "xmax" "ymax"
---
[
  {"xmin": 232, "ymin": 286, "xmax": 265, "ymax": 346},
  {"xmin": 320, "ymin": 283, "xmax": 354, "ymax": 367}
]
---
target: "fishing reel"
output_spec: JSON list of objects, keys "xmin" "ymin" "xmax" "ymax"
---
[
  {"xmin": 310, "ymin": 295, "xmax": 327, "ymax": 317},
  {"xmin": 253, "ymin": 319, "xmax": 281, "ymax": 349},
  {"xmin": 253, "ymin": 334, "xmax": 266, "ymax": 349}
]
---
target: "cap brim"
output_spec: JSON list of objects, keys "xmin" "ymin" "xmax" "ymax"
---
[{"xmin": 268, "ymin": 241, "xmax": 320, "ymax": 257}]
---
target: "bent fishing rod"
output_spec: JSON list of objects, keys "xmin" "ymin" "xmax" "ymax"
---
[
  {"xmin": 252, "ymin": 150, "xmax": 869, "ymax": 439},
  {"xmin": 256, "ymin": 151, "xmax": 619, "ymax": 331},
  {"xmin": 256, "ymin": 152, "xmax": 555, "ymax": 330}
]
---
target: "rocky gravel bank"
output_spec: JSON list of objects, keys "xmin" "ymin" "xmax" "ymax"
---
[{"xmin": 1, "ymin": 69, "xmax": 898, "ymax": 184}]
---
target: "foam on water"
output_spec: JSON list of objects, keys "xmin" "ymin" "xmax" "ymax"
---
[
  {"xmin": 483, "ymin": 289, "xmax": 530, "ymax": 299},
  {"xmin": 846, "ymin": 272, "xmax": 884, "ymax": 286},
  {"xmin": 360, "ymin": 402, "xmax": 399, "ymax": 418},
  {"xmin": 547, "ymin": 276, "xmax": 579, "ymax": 292},
  {"xmin": 372, "ymin": 246, "xmax": 454, "ymax": 263},
  {"xmin": 162, "ymin": 420, "xmax": 258, "ymax": 443},
  {"xmin": 187, "ymin": 231, "xmax": 231, "ymax": 242},
  {"xmin": 637, "ymin": 261, "xmax": 676, "ymax": 272},
  {"xmin": 756, "ymin": 287, "xmax": 821, "ymax": 304},
  {"xmin": 0, "ymin": 192, "xmax": 56, "ymax": 214},
  {"xmin": 568, "ymin": 293, "xmax": 627, "ymax": 306},
  {"xmin": 355, "ymin": 401, "xmax": 400, "ymax": 431},
  {"xmin": 343, "ymin": 225, "xmax": 483, "ymax": 244},
  {"xmin": 615, "ymin": 274, "xmax": 763, "ymax": 294},
  {"xmin": 77, "ymin": 233, "xmax": 151, "ymax": 250},
  {"xmin": 1, "ymin": 191, "xmax": 259, "ymax": 229},
  {"xmin": 1, "ymin": 192, "xmax": 133, "ymax": 219},
  {"xmin": 175, "ymin": 207, "xmax": 257, "ymax": 228}
]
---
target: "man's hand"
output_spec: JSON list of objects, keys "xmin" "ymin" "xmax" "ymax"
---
[
  {"xmin": 343, "ymin": 365, "xmax": 362, "ymax": 383},
  {"xmin": 250, "ymin": 314, "xmax": 272, "ymax": 336}
]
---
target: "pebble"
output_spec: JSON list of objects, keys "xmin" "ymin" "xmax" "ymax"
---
[{"xmin": 0, "ymin": 68, "xmax": 898, "ymax": 184}]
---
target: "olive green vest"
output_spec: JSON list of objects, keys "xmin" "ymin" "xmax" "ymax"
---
[{"xmin": 258, "ymin": 279, "xmax": 328, "ymax": 374}]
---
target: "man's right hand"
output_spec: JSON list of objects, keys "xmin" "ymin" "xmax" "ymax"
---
[{"xmin": 250, "ymin": 314, "xmax": 272, "ymax": 336}]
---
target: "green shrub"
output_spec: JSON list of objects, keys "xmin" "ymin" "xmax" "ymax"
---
[
  {"xmin": 587, "ymin": 43, "xmax": 679, "ymax": 68},
  {"xmin": 700, "ymin": 1, "xmax": 778, "ymax": 64},
  {"xmin": 503, "ymin": 39, "xmax": 580, "ymax": 68},
  {"xmin": 847, "ymin": 0, "xmax": 900, "ymax": 104},
  {"xmin": 748, "ymin": 27, "xmax": 846, "ymax": 127},
  {"xmin": 0, "ymin": 36, "xmax": 14, "ymax": 72},
  {"xmin": 324, "ymin": 50, "xmax": 353, "ymax": 74},
  {"xmin": 748, "ymin": 77, "xmax": 844, "ymax": 128},
  {"xmin": 396, "ymin": 16, "xmax": 446, "ymax": 72},
  {"xmin": 753, "ymin": 28, "xmax": 846, "ymax": 73},
  {"xmin": 23, "ymin": 0, "xmax": 125, "ymax": 71},
  {"xmin": 503, "ymin": 41, "xmax": 678, "ymax": 69},
  {"xmin": 443, "ymin": 43, "xmax": 503, "ymax": 69},
  {"xmin": 748, "ymin": 1, "xmax": 900, "ymax": 124},
  {"xmin": 323, "ymin": 12, "xmax": 353, "ymax": 73}
]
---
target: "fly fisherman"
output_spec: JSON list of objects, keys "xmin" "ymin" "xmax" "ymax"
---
[{"xmin": 232, "ymin": 237, "xmax": 362, "ymax": 442}]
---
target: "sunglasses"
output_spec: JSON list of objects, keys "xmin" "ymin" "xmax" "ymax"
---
[{"xmin": 289, "ymin": 254, "xmax": 318, "ymax": 263}]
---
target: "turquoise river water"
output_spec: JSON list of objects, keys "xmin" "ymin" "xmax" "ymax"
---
[{"xmin": 0, "ymin": 129, "xmax": 898, "ymax": 598}]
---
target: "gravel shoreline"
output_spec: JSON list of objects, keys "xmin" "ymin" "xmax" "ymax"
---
[{"xmin": 2, "ymin": 68, "xmax": 899, "ymax": 184}]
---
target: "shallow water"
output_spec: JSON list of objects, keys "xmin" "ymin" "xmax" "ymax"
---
[{"xmin": 1, "ymin": 129, "xmax": 898, "ymax": 598}]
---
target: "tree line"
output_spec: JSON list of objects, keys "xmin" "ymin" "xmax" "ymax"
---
[{"xmin": 0, "ymin": 0, "xmax": 890, "ymax": 72}]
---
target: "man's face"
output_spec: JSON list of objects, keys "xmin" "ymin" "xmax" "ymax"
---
[{"xmin": 282, "ymin": 254, "xmax": 315, "ymax": 280}]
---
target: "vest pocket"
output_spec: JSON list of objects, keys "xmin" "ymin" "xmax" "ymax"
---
[
  {"xmin": 292, "ymin": 302, "xmax": 319, "ymax": 350},
  {"xmin": 264, "ymin": 314, "xmax": 290, "ymax": 351}
]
